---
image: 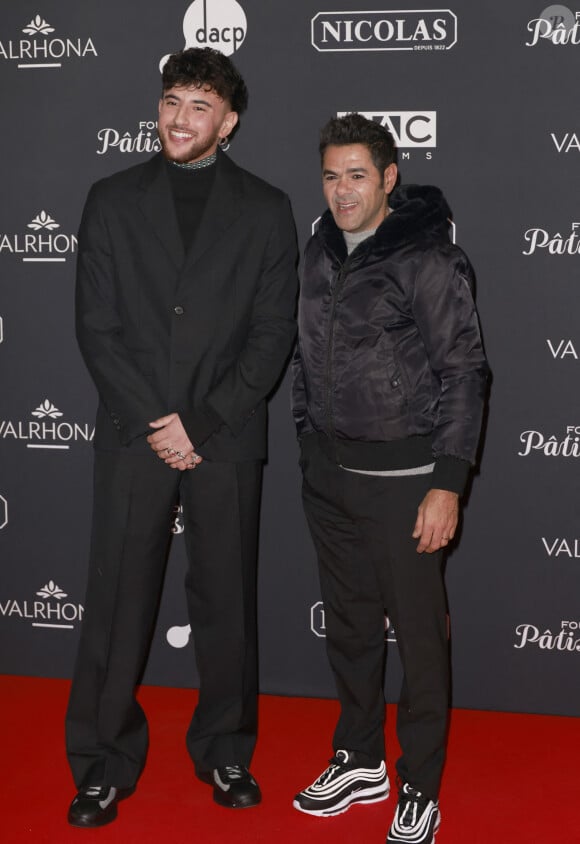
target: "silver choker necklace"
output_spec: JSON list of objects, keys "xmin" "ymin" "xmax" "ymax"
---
[{"xmin": 169, "ymin": 152, "xmax": 217, "ymax": 171}]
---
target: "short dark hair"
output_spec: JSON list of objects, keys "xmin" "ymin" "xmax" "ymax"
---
[
  {"xmin": 319, "ymin": 113, "xmax": 397, "ymax": 174},
  {"xmin": 162, "ymin": 47, "xmax": 248, "ymax": 115}
]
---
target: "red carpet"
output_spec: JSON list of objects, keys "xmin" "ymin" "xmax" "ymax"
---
[{"xmin": 2, "ymin": 675, "xmax": 579, "ymax": 843}]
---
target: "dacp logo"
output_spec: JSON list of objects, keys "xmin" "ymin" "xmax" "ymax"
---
[{"xmin": 160, "ymin": 0, "xmax": 247, "ymax": 69}]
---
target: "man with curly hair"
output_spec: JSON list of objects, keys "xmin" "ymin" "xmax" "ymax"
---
[{"xmin": 65, "ymin": 47, "xmax": 297, "ymax": 827}]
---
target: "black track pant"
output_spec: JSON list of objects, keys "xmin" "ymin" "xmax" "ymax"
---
[{"xmin": 301, "ymin": 444, "xmax": 449, "ymax": 801}]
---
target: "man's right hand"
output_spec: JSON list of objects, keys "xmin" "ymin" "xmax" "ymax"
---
[{"xmin": 147, "ymin": 413, "xmax": 203, "ymax": 471}]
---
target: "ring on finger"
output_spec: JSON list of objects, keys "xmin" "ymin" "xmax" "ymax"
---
[{"xmin": 176, "ymin": 451, "xmax": 186, "ymax": 461}]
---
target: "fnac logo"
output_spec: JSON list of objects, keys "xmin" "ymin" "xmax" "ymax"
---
[{"xmin": 338, "ymin": 111, "xmax": 436, "ymax": 148}]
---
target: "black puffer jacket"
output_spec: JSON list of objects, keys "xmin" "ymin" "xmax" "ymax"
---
[{"xmin": 291, "ymin": 184, "xmax": 489, "ymax": 493}]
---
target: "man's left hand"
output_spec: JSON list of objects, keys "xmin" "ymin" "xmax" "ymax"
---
[
  {"xmin": 147, "ymin": 413, "xmax": 202, "ymax": 471},
  {"xmin": 412, "ymin": 488, "xmax": 459, "ymax": 554}
]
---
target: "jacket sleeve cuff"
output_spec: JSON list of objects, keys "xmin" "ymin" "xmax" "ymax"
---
[
  {"xmin": 431, "ymin": 456, "xmax": 471, "ymax": 496},
  {"xmin": 180, "ymin": 405, "xmax": 223, "ymax": 447}
]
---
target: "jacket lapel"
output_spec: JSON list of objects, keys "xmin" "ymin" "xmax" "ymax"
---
[{"xmin": 137, "ymin": 153, "xmax": 185, "ymax": 269}]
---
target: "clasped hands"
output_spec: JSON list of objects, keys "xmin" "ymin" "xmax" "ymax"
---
[{"xmin": 146, "ymin": 413, "xmax": 203, "ymax": 471}]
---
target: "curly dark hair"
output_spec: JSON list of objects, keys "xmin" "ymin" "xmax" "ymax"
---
[
  {"xmin": 319, "ymin": 113, "xmax": 397, "ymax": 174},
  {"xmin": 162, "ymin": 47, "xmax": 248, "ymax": 114}
]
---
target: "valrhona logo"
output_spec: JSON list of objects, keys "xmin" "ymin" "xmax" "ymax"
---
[
  {"xmin": 97, "ymin": 120, "xmax": 162, "ymax": 156},
  {"xmin": 0, "ymin": 15, "xmax": 97, "ymax": 69},
  {"xmin": 310, "ymin": 601, "xmax": 397, "ymax": 642},
  {"xmin": 542, "ymin": 537, "xmax": 580, "ymax": 558},
  {"xmin": 0, "ymin": 399, "xmax": 94, "ymax": 450},
  {"xmin": 515, "ymin": 620, "xmax": 580, "ymax": 652},
  {"xmin": 0, "ymin": 212, "xmax": 77, "ymax": 263},
  {"xmin": 526, "ymin": 5, "xmax": 580, "ymax": 45},
  {"xmin": 0, "ymin": 581, "xmax": 84, "ymax": 630},
  {"xmin": 160, "ymin": 0, "xmax": 247, "ymax": 69},
  {"xmin": 311, "ymin": 9, "xmax": 457, "ymax": 52},
  {"xmin": 518, "ymin": 426, "xmax": 580, "ymax": 457},
  {"xmin": 522, "ymin": 223, "xmax": 580, "ymax": 255},
  {"xmin": 551, "ymin": 131, "xmax": 580, "ymax": 153},
  {"xmin": 546, "ymin": 339, "xmax": 578, "ymax": 360}
]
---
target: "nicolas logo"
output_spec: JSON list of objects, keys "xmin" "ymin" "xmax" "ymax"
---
[
  {"xmin": 0, "ymin": 495, "xmax": 7, "ymax": 530},
  {"xmin": 522, "ymin": 223, "xmax": 580, "ymax": 255},
  {"xmin": 0, "ymin": 15, "xmax": 97, "ymax": 69},
  {"xmin": 526, "ymin": 5, "xmax": 580, "ymax": 46},
  {"xmin": 160, "ymin": 0, "xmax": 247, "ymax": 68},
  {"xmin": 0, "ymin": 580, "xmax": 84, "ymax": 630},
  {"xmin": 311, "ymin": 9, "xmax": 457, "ymax": 52},
  {"xmin": 0, "ymin": 399, "xmax": 94, "ymax": 451},
  {"xmin": 310, "ymin": 601, "xmax": 397, "ymax": 642},
  {"xmin": 0, "ymin": 212, "xmax": 77, "ymax": 263},
  {"xmin": 97, "ymin": 119, "xmax": 161, "ymax": 157}
]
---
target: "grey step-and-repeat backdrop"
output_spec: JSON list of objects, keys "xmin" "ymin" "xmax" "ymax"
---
[{"xmin": 1, "ymin": 0, "xmax": 579, "ymax": 717}]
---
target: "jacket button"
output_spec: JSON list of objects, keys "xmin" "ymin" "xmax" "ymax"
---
[{"xmin": 174, "ymin": 306, "xmax": 184, "ymax": 315}]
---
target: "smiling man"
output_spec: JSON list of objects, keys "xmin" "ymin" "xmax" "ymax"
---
[
  {"xmin": 65, "ymin": 48, "xmax": 298, "ymax": 827},
  {"xmin": 292, "ymin": 113, "xmax": 488, "ymax": 844}
]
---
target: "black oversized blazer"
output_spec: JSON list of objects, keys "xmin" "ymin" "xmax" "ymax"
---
[{"xmin": 75, "ymin": 150, "xmax": 298, "ymax": 461}]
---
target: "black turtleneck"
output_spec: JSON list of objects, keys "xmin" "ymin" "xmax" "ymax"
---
[{"xmin": 165, "ymin": 159, "xmax": 216, "ymax": 250}]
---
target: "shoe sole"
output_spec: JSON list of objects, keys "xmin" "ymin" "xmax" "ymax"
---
[
  {"xmin": 293, "ymin": 783, "xmax": 390, "ymax": 817},
  {"xmin": 213, "ymin": 790, "xmax": 262, "ymax": 809}
]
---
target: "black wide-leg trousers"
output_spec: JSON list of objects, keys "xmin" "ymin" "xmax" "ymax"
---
[
  {"xmin": 66, "ymin": 449, "xmax": 262, "ymax": 790},
  {"xmin": 301, "ymin": 444, "xmax": 449, "ymax": 801}
]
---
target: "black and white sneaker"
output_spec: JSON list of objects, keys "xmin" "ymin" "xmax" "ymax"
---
[
  {"xmin": 386, "ymin": 783, "xmax": 441, "ymax": 843},
  {"xmin": 293, "ymin": 749, "xmax": 390, "ymax": 817}
]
